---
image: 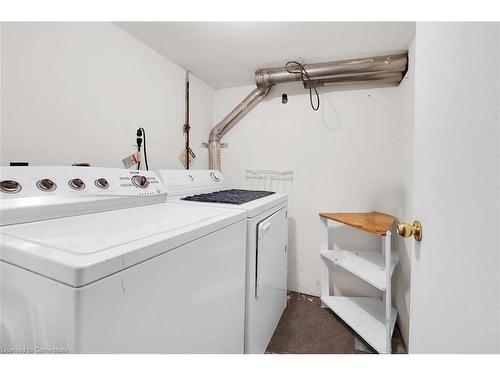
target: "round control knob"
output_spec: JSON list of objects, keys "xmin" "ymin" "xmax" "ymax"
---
[
  {"xmin": 94, "ymin": 178, "xmax": 109, "ymax": 189},
  {"xmin": 210, "ymin": 171, "xmax": 220, "ymax": 182},
  {"xmin": 0, "ymin": 180, "xmax": 22, "ymax": 194},
  {"xmin": 68, "ymin": 178, "xmax": 85, "ymax": 190},
  {"xmin": 131, "ymin": 175, "xmax": 149, "ymax": 189},
  {"xmin": 36, "ymin": 178, "xmax": 57, "ymax": 192}
]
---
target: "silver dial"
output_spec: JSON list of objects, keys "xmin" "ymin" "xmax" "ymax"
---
[
  {"xmin": 210, "ymin": 172, "xmax": 220, "ymax": 182},
  {"xmin": 94, "ymin": 178, "xmax": 109, "ymax": 189},
  {"xmin": 37, "ymin": 179, "xmax": 57, "ymax": 192},
  {"xmin": 131, "ymin": 175, "xmax": 149, "ymax": 189},
  {"xmin": 69, "ymin": 178, "xmax": 85, "ymax": 190},
  {"xmin": 0, "ymin": 180, "xmax": 22, "ymax": 194}
]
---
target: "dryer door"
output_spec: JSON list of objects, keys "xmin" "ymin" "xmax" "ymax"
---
[{"xmin": 252, "ymin": 207, "xmax": 287, "ymax": 352}]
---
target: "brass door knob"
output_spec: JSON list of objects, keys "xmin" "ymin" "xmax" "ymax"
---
[{"xmin": 397, "ymin": 220, "xmax": 423, "ymax": 241}]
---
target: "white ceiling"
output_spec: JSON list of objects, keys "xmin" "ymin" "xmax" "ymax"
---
[{"xmin": 116, "ymin": 22, "xmax": 415, "ymax": 89}]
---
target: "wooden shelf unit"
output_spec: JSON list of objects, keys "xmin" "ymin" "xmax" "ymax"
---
[
  {"xmin": 321, "ymin": 296, "xmax": 397, "ymax": 354},
  {"xmin": 320, "ymin": 249, "xmax": 399, "ymax": 291},
  {"xmin": 319, "ymin": 212, "xmax": 395, "ymax": 236},
  {"xmin": 319, "ymin": 212, "xmax": 398, "ymax": 354}
]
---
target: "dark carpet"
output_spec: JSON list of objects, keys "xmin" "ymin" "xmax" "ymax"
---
[{"xmin": 266, "ymin": 291, "xmax": 406, "ymax": 354}]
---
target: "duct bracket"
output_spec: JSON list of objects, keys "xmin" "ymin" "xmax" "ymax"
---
[{"xmin": 202, "ymin": 142, "xmax": 228, "ymax": 149}]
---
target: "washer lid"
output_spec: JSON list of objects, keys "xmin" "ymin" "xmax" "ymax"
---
[{"xmin": 0, "ymin": 202, "xmax": 246, "ymax": 287}]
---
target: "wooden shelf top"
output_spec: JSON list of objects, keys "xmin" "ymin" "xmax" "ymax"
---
[{"xmin": 319, "ymin": 212, "xmax": 395, "ymax": 236}]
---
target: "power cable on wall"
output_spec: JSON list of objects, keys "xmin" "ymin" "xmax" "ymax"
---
[
  {"xmin": 136, "ymin": 127, "xmax": 149, "ymax": 170},
  {"xmin": 285, "ymin": 60, "xmax": 320, "ymax": 111},
  {"xmin": 184, "ymin": 71, "xmax": 191, "ymax": 169}
]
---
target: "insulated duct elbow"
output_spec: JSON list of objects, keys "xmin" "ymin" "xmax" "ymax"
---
[
  {"xmin": 209, "ymin": 86, "xmax": 271, "ymax": 142},
  {"xmin": 208, "ymin": 86, "xmax": 270, "ymax": 170}
]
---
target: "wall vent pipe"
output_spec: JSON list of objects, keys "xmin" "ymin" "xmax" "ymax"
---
[
  {"xmin": 208, "ymin": 52, "xmax": 408, "ymax": 170},
  {"xmin": 255, "ymin": 54, "xmax": 408, "ymax": 88},
  {"xmin": 208, "ymin": 86, "xmax": 270, "ymax": 170}
]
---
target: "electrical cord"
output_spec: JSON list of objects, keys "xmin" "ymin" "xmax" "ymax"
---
[
  {"xmin": 136, "ymin": 127, "xmax": 149, "ymax": 171},
  {"xmin": 136, "ymin": 132, "xmax": 142, "ymax": 170},
  {"xmin": 285, "ymin": 60, "xmax": 320, "ymax": 111},
  {"xmin": 138, "ymin": 127, "xmax": 149, "ymax": 171}
]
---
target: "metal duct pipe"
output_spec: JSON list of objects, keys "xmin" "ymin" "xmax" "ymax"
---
[
  {"xmin": 208, "ymin": 86, "xmax": 270, "ymax": 170},
  {"xmin": 207, "ymin": 52, "xmax": 408, "ymax": 170},
  {"xmin": 255, "ymin": 53, "xmax": 408, "ymax": 88}
]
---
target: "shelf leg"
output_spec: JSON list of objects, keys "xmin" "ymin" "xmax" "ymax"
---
[
  {"xmin": 320, "ymin": 257, "xmax": 330, "ymax": 308},
  {"xmin": 320, "ymin": 216, "xmax": 330, "ymax": 307},
  {"xmin": 384, "ymin": 231, "xmax": 392, "ymax": 354},
  {"xmin": 354, "ymin": 336, "xmax": 373, "ymax": 353},
  {"xmin": 320, "ymin": 216, "xmax": 329, "ymax": 252}
]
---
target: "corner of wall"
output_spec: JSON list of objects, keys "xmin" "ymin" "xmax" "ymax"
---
[{"xmin": 392, "ymin": 34, "xmax": 416, "ymax": 350}]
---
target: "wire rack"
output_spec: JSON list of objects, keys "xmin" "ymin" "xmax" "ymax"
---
[{"xmin": 245, "ymin": 169, "xmax": 294, "ymax": 216}]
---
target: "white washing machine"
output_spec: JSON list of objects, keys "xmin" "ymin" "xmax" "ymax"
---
[
  {"xmin": 157, "ymin": 169, "xmax": 288, "ymax": 354},
  {"xmin": 0, "ymin": 166, "xmax": 247, "ymax": 353}
]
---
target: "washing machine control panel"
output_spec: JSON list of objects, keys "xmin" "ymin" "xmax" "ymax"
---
[
  {"xmin": 0, "ymin": 167, "xmax": 164, "ymax": 197},
  {"xmin": 0, "ymin": 167, "xmax": 167, "ymax": 225}
]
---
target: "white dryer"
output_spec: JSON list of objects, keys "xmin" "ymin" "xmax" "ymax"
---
[
  {"xmin": 0, "ymin": 166, "xmax": 247, "ymax": 353},
  {"xmin": 157, "ymin": 169, "xmax": 288, "ymax": 354}
]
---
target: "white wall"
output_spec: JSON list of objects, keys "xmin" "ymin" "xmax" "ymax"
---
[
  {"xmin": 392, "ymin": 39, "xmax": 415, "ymax": 346},
  {"xmin": 0, "ymin": 23, "xmax": 2, "ymax": 147},
  {"xmin": 0, "ymin": 22, "xmax": 213, "ymax": 169},
  {"xmin": 213, "ymin": 55, "xmax": 415, "ymax": 343}
]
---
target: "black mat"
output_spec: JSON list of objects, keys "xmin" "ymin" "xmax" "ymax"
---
[{"xmin": 181, "ymin": 189, "xmax": 275, "ymax": 205}]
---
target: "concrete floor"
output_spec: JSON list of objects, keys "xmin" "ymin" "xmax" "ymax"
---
[{"xmin": 266, "ymin": 291, "xmax": 406, "ymax": 354}]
